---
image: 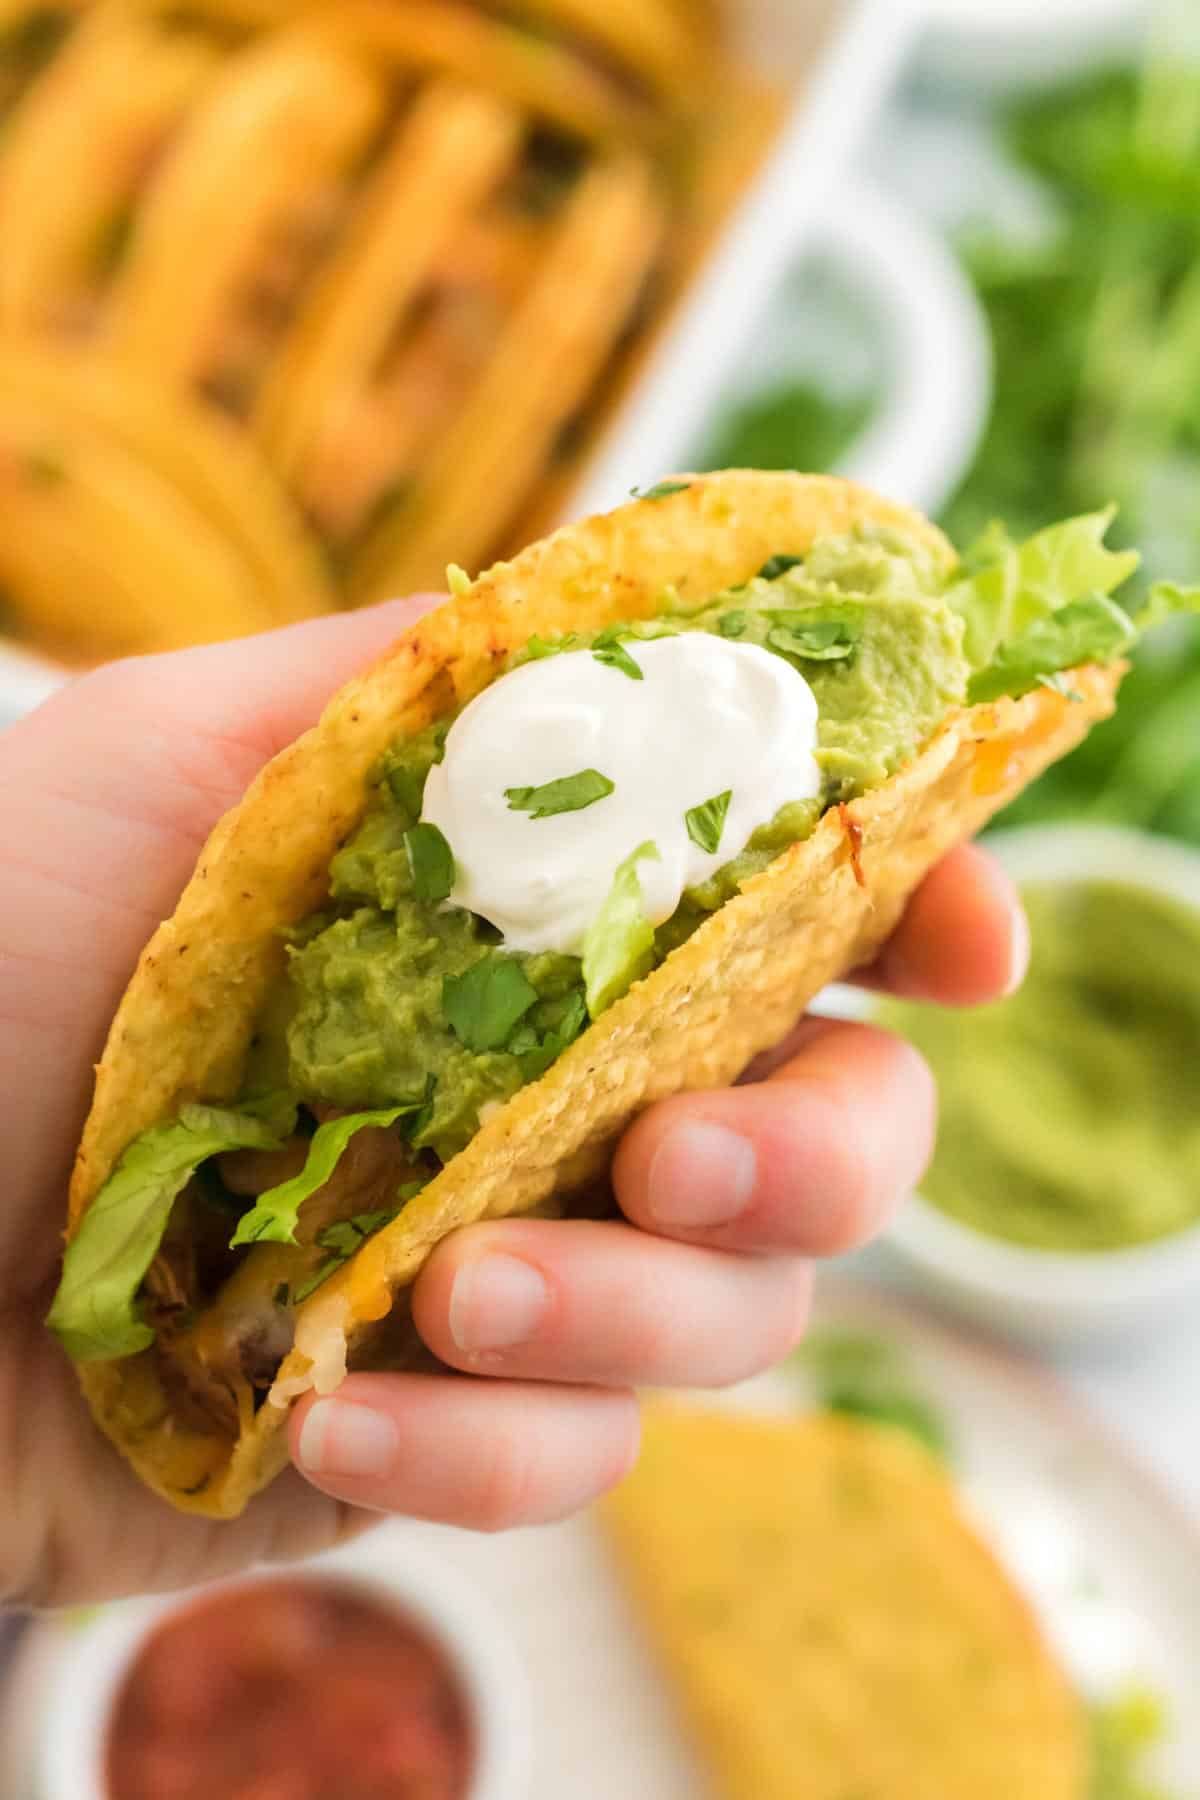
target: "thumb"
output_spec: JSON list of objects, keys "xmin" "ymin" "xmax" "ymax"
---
[{"xmin": 0, "ymin": 597, "xmax": 439, "ymax": 1286}]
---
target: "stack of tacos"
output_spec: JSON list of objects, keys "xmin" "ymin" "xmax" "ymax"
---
[
  {"xmin": 46, "ymin": 472, "xmax": 1197, "ymax": 1516},
  {"xmin": 0, "ymin": 0, "xmax": 780, "ymax": 661}
]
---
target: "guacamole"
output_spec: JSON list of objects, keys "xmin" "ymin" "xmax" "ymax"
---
[
  {"xmin": 283, "ymin": 529, "xmax": 968, "ymax": 1156},
  {"xmin": 880, "ymin": 881, "xmax": 1200, "ymax": 1251}
]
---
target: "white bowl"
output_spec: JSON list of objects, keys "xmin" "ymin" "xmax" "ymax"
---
[
  {"xmin": 813, "ymin": 179, "xmax": 992, "ymax": 517},
  {"xmin": 884, "ymin": 824, "xmax": 1200, "ymax": 1346},
  {"xmin": 918, "ymin": 0, "xmax": 1149, "ymax": 94},
  {"xmin": 35, "ymin": 1528, "xmax": 533, "ymax": 1800}
]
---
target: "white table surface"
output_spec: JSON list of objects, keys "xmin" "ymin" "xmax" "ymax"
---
[{"xmin": 850, "ymin": 1244, "xmax": 1200, "ymax": 1523}]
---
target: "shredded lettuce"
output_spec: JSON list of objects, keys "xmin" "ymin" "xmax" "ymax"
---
[
  {"xmin": 948, "ymin": 512, "xmax": 1200, "ymax": 703},
  {"xmin": 968, "ymin": 595, "xmax": 1138, "ymax": 704},
  {"xmin": 230, "ymin": 1095, "xmax": 430, "ymax": 1248},
  {"xmin": 948, "ymin": 509, "xmax": 1140, "ymax": 670},
  {"xmin": 1136, "ymin": 580, "xmax": 1200, "ymax": 633},
  {"xmin": 582, "ymin": 841, "xmax": 660, "ymax": 1018},
  {"xmin": 47, "ymin": 1103, "xmax": 292, "ymax": 1363}
]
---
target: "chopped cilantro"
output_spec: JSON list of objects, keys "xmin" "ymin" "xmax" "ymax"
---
[
  {"xmin": 592, "ymin": 635, "xmax": 643, "ymax": 681},
  {"xmin": 757, "ymin": 554, "xmax": 805, "ymax": 581},
  {"xmin": 685, "ymin": 790, "xmax": 732, "ymax": 856},
  {"xmin": 404, "ymin": 822, "xmax": 455, "ymax": 902},
  {"xmin": 507, "ymin": 989, "xmax": 588, "ymax": 1079},
  {"xmin": 766, "ymin": 610, "xmax": 862, "ymax": 664},
  {"xmin": 504, "ymin": 768, "xmax": 614, "ymax": 819},
  {"xmin": 292, "ymin": 1183, "xmax": 427, "ymax": 1304},
  {"xmin": 443, "ymin": 956, "xmax": 539, "ymax": 1052},
  {"xmin": 631, "ymin": 480, "xmax": 692, "ymax": 501}
]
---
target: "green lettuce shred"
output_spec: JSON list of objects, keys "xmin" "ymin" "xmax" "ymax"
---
[
  {"xmin": 46, "ymin": 1103, "xmax": 293, "ymax": 1363},
  {"xmin": 952, "ymin": 512, "xmax": 1200, "ymax": 702},
  {"xmin": 948, "ymin": 509, "xmax": 1140, "ymax": 670},
  {"xmin": 582, "ymin": 841, "xmax": 660, "ymax": 1018},
  {"xmin": 229, "ymin": 1097, "xmax": 427, "ymax": 1249},
  {"xmin": 968, "ymin": 595, "xmax": 1138, "ymax": 703}
]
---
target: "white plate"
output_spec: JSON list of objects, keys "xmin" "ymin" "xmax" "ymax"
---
[
  {"xmin": 5, "ymin": 1283, "xmax": 1198, "ymax": 1795},
  {"xmin": 371, "ymin": 1282, "xmax": 1200, "ymax": 1796}
]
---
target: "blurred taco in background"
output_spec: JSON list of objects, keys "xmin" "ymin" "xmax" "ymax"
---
[
  {"xmin": 0, "ymin": 0, "xmax": 782, "ymax": 662},
  {"xmin": 603, "ymin": 1407, "xmax": 1087, "ymax": 1800},
  {"xmin": 46, "ymin": 469, "xmax": 1197, "ymax": 1517}
]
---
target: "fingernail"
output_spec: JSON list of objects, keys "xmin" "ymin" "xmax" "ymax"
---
[
  {"xmin": 646, "ymin": 1121, "xmax": 757, "ymax": 1229},
  {"xmin": 297, "ymin": 1400, "xmax": 398, "ymax": 1480},
  {"xmin": 449, "ymin": 1254, "xmax": 551, "ymax": 1354},
  {"xmin": 1005, "ymin": 902, "xmax": 1031, "ymax": 995}
]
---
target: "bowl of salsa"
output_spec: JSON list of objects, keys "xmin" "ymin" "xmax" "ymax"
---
[
  {"xmin": 877, "ymin": 825, "xmax": 1200, "ymax": 1343},
  {"xmin": 35, "ymin": 1534, "xmax": 531, "ymax": 1800}
]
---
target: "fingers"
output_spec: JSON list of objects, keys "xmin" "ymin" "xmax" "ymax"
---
[
  {"xmin": 70, "ymin": 592, "xmax": 444, "ymax": 763},
  {"xmin": 613, "ymin": 1019, "xmax": 935, "ymax": 1256},
  {"xmin": 854, "ymin": 841, "xmax": 1029, "ymax": 1006},
  {"xmin": 410, "ymin": 1219, "xmax": 811, "ymax": 1388},
  {"xmin": 290, "ymin": 1375, "xmax": 639, "ymax": 1530},
  {"xmin": 0, "ymin": 597, "xmax": 441, "ymax": 1293},
  {"xmin": 3, "ymin": 596, "xmax": 443, "ymax": 948}
]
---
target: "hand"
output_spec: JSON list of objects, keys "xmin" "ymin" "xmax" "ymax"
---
[{"xmin": 0, "ymin": 603, "xmax": 1027, "ymax": 1607}]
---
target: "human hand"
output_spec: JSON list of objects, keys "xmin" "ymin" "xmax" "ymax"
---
[{"xmin": 0, "ymin": 603, "xmax": 1027, "ymax": 1606}]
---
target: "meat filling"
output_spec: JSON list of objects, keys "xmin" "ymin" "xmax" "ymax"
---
[{"xmin": 151, "ymin": 1115, "xmax": 428, "ymax": 1437}]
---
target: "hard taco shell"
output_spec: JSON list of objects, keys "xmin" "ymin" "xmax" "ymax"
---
[{"xmin": 66, "ymin": 472, "xmax": 1120, "ymax": 1515}]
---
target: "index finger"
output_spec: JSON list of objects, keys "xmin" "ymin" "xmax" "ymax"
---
[{"xmin": 852, "ymin": 841, "xmax": 1029, "ymax": 1007}]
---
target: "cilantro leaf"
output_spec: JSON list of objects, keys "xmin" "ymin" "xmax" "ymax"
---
[
  {"xmin": 404, "ymin": 822, "xmax": 455, "ymax": 902},
  {"xmin": 766, "ymin": 608, "xmax": 862, "ymax": 664},
  {"xmin": 443, "ymin": 956, "xmax": 539, "ymax": 1051},
  {"xmin": 507, "ymin": 989, "xmax": 588, "ymax": 1079},
  {"xmin": 230, "ymin": 1100, "xmax": 427, "ymax": 1248},
  {"xmin": 315, "ymin": 1208, "xmax": 400, "ymax": 1261},
  {"xmin": 592, "ymin": 639, "xmax": 643, "ymax": 681},
  {"xmin": 47, "ymin": 1103, "xmax": 294, "ymax": 1362},
  {"xmin": 631, "ymin": 480, "xmax": 692, "ymax": 501},
  {"xmin": 291, "ymin": 1182, "xmax": 429, "ymax": 1304},
  {"xmin": 582, "ymin": 841, "xmax": 660, "ymax": 1017},
  {"xmin": 685, "ymin": 790, "xmax": 732, "ymax": 855},
  {"xmin": 504, "ymin": 769, "xmax": 614, "ymax": 819},
  {"xmin": 757, "ymin": 554, "xmax": 805, "ymax": 581}
]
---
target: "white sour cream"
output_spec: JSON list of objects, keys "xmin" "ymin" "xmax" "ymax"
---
[{"xmin": 421, "ymin": 635, "xmax": 821, "ymax": 954}]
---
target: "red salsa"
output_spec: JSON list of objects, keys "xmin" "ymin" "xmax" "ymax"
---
[{"xmin": 105, "ymin": 1575, "xmax": 475, "ymax": 1800}]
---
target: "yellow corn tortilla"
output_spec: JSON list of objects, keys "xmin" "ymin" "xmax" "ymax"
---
[
  {"xmin": 65, "ymin": 473, "xmax": 1121, "ymax": 1515},
  {"xmin": 602, "ymin": 1408, "xmax": 1086, "ymax": 1800}
]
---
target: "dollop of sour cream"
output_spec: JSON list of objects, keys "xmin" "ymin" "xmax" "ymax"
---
[{"xmin": 421, "ymin": 635, "xmax": 821, "ymax": 954}]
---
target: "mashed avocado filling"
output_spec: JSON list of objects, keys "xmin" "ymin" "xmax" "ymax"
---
[{"xmin": 48, "ymin": 509, "xmax": 1200, "ymax": 1366}]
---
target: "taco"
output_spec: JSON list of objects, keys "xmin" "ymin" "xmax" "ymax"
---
[
  {"xmin": 46, "ymin": 470, "xmax": 1197, "ymax": 1517},
  {"xmin": 602, "ymin": 1407, "xmax": 1086, "ymax": 1800}
]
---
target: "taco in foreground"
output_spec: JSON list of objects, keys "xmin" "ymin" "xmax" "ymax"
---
[{"xmin": 47, "ymin": 471, "xmax": 1196, "ymax": 1517}]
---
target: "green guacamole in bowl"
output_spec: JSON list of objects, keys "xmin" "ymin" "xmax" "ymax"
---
[{"xmin": 881, "ymin": 863, "xmax": 1200, "ymax": 1254}]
